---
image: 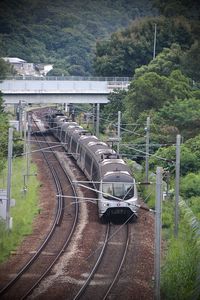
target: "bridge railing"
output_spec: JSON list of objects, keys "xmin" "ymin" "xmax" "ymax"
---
[{"xmin": 4, "ymin": 75, "xmax": 132, "ymax": 82}]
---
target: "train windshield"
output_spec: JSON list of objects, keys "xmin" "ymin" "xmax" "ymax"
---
[{"xmin": 102, "ymin": 183, "xmax": 134, "ymax": 200}]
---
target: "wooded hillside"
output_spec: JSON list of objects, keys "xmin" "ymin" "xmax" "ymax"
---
[{"xmin": 0, "ymin": 0, "xmax": 156, "ymax": 76}]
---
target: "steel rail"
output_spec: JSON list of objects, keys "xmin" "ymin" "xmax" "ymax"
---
[
  {"xmin": 102, "ymin": 224, "xmax": 130, "ymax": 300},
  {"xmin": 0, "ymin": 116, "xmax": 79, "ymax": 298},
  {"xmin": 73, "ymin": 224, "xmax": 110, "ymax": 300},
  {"xmin": 73, "ymin": 223, "xmax": 130, "ymax": 300}
]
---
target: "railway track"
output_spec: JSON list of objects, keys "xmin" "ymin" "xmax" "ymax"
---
[
  {"xmin": 0, "ymin": 107, "xmax": 155, "ymax": 300},
  {"xmin": 73, "ymin": 221, "xmax": 130, "ymax": 300},
  {"xmin": 31, "ymin": 110, "xmax": 132, "ymax": 300},
  {"xmin": 0, "ymin": 114, "xmax": 79, "ymax": 299}
]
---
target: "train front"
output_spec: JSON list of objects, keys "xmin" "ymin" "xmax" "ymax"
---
[{"xmin": 98, "ymin": 169, "xmax": 139, "ymax": 222}]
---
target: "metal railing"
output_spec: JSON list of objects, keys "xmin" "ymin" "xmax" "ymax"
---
[{"xmin": 5, "ymin": 75, "xmax": 132, "ymax": 82}]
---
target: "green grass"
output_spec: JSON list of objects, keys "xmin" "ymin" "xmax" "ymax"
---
[
  {"xmin": 134, "ymin": 168, "xmax": 200, "ymax": 299},
  {"xmin": 161, "ymin": 220, "xmax": 199, "ymax": 300},
  {"xmin": 0, "ymin": 157, "xmax": 40, "ymax": 263}
]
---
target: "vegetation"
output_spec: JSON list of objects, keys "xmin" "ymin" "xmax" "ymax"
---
[
  {"xmin": 95, "ymin": 2, "xmax": 200, "ymax": 298},
  {"xmin": 0, "ymin": 112, "xmax": 9, "ymax": 171},
  {"xmin": 0, "ymin": 158, "xmax": 39, "ymax": 262},
  {"xmin": 0, "ymin": 0, "xmax": 156, "ymax": 76},
  {"xmin": 0, "ymin": 58, "xmax": 14, "ymax": 79},
  {"xmin": 153, "ymin": 0, "xmax": 199, "ymax": 19},
  {"xmin": 0, "ymin": 0, "xmax": 199, "ymax": 298},
  {"xmin": 94, "ymin": 16, "xmax": 199, "ymax": 77},
  {"xmin": 0, "ymin": 59, "xmax": 9, "ymax": 170}
]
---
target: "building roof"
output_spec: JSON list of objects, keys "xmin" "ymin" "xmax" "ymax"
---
[{"xmin": 2, "ymin": 57, "xmax": 27, "ymax": 64}]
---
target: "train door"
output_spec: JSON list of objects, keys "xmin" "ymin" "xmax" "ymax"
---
[
  {"xmin": 60, "ymin": 125, "xmax": 63, "ymax": 141},
  {"xmin": 64, "ymin": 132, "xmax": 67, "ymax": 150},
  {"xmin": 80, "ymin": 148, "xmax": 86, "ymax": 170},
  {"xmin": 69, "ymin": 136, "xmax": 73, "ymax": 154},
  {"xmin": 75, "ymin": 142, "xmax": 79, "ymax": 160}
]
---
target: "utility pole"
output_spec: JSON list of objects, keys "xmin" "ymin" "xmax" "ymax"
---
[
  {"xmin": 23, "ymin": 109, "xmax": 27, "ymax": 154},
  {"xmin": 96, "ymin": 103, "xmax": 100, "ymax": 138},
  {"xmin": 18, "ymin": 100, "xmax": 23, "ymax": 138},
  {"xmin": 155, "ymin": 166, "xmax": 163, "ymax": 300},
  {"xmin": 153, "ymin": 23, "xmax": 157, "ymax": 59},
  {"xmin": 6, "ymin": 128, "xmax": 13, "ymax": 230},
  {"xmin": 23, "ymin": 110, "xmax": 27, "ymax": 190},
  {"xmin": 93, "ymin": 104, "xmax": 96, "ymax": 134},
  {"xmin": 145, "ymin": 116, "xmax": 150, "ymax": 183},
  {"xmin": 26, "ymin": 114, "xmax": 31, "ymax": 180},
  {"xmin": 174, "ymin": 134, "xmax": 181, "ymax": 237},
  {"xmin": 117, "ymin": 111, "xmax": 121, "ymax": 155}
]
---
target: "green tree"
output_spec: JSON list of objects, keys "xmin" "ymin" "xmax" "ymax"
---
[
  {"xmin": 0, "ymin": 0, "xmax": 155, "ymax": 76},
  {"xmin": 125, "ymin": 69, "xmax": 193, "ymax": 120},
  {"xmin": 94, "ymin": 16, "xmax": 195, "ymax": 76},
  {"xmin": 149, "ymin": 144, "xmax": 200, "ymax": 176},
  {"xmin": 180, "ymin": 173, "xmax": 200, "ymax": 198},
  {"xmin": 157, "ymin": 98, "xmax": 200, "ymax": 139},
  {"xmin": 0, "ymin": 58, "xmax": 13, "ymax": 80},
  {"xmin": 181, "ymin": 40, "xmax": 200, "ymax": 81},
  {"xmin": 134, "ymin": 44, "xmax": 183, "ymax": 78},
  {"xmin": 100, "ymin": 90, "xmax": 127, "ymax": 133},
  {"xmin": 153, "ymin": 0, "xmax": 200, "ymax": 19}
]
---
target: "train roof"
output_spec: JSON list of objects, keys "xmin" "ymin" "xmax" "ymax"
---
[
  {"xmin": 55, "ymin": 116, "xmax": 69, "ymax": 125},
  {"xmin": 86, "ymin": 141, "xmax": 114, "ymax": 162},
  {"xmin": 61, "ymin": 122, "xmax": 78, "ymax": 130},
  {"xmin": 79, "ymin": 135, "xmax": 98, "ymax": 145},
  {"xmin": 101, "ymin": 170, "xmax": 134, "ymax": 183},
  {"xmin": 72, "ymin": 129, "xmax": 91, "ymax": 142},
  {"xmin": 100, "ymin": 159, "xmax": 132, "ymax": 179},
  {"xmin": 66, "ymin": 125, "xmax": 84, "ymax": 137}
]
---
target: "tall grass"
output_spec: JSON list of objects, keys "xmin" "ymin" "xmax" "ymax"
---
[
  {"xmin": 0, "ymin": 157, "xmax": 40, "ymax": 262},
  {"xmin": 137, "ymin": 171, "xmax": 200, "ymax": 300},
  {"xmin": 161, "ymin": 222, "xmax": 199, "ymax": 300}
]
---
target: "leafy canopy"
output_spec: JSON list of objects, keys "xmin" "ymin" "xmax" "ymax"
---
[
  {"xmin": 94, "ymin": 16, "xmax": 196, "ymax": 76},
  {"xmin": 125, "ymin": 69, "xmax": 193, "ymax": 120}
]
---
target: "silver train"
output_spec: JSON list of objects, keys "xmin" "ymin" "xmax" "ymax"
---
[{"xmin": 48, "ymin": 111, "xmax": 139, "ymax": 222}]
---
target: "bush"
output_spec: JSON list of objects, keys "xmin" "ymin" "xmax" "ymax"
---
[{"xmin": 180, "ymin": 172, "xmax": 200, "ymax": 198}]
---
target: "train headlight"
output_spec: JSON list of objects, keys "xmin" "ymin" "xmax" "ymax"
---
[{"xmin": 103, "ymin": 203, "xmax": 110, "ymax": 207}]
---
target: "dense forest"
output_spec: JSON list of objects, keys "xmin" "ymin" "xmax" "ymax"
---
[
  {"xmin": 0, "ymin": 0, "xmax": 156, "ymax": 76},
  {"xmin": 0, "ymin": 0, "xmax": 200, "ymax": 299}
]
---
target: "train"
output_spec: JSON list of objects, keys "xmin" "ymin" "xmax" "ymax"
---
[{"xmin": 47, "ymin": 111, "xmax": 139, "ymax": 222}]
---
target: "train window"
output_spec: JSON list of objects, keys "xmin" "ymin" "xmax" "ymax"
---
[
  {"xmin": 81, "ymin": 148, "xmax": 85, "ymax": 163},
  {"xmin": 85, "ymin": 153, "xmax": 92, "ymax": 173},
  {"xmin": 113, "ymin": 184, "xmax": 124, "ymax": 198},
  {"xmin": 92, "ymin": 163, "xmax": 98, "ymax": 179},
  {"xmin": 69, "ymin": 137, "xmax": 73, "ymax": 152},
  {"xmin": 66, "ymin": 134, "xmax": 70, "ymax": 145},
  {"xmin": 102, "ymin": 183, "xmax": 113, "ymax": 200},
  {"xmin": 102, "ymin": 183, "xmax": 134, "ymax": 200},
  {"xmin": 61, "ymin": 131, "xmax": 65, "ymax": 141},
  {"xmin": 124, "ymin": 184, "xmax": 134, "ymax": 199},
  {"xmin": 64, "ymin": 132, "xmax": 67, "ymax": 145},
  {"xmin": 77, "ymin": 144, "xmax": 80, "ymax": 155},
  {"xmin": 71, "ymin": 139, "xmax": 76, "ymax": 153}
]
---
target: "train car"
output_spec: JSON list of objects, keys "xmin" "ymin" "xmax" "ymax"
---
[{"xmin": 49, "ymin": 112, "xmax": 139, "ymax": 222}]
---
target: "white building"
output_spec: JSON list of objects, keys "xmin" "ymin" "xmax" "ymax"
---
[{"xmin": 2, "ymin": 57, "xmax": 53, "ymax": 77}]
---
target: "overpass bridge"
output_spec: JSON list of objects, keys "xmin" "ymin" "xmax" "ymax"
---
[{"xmin": 0, "ymin": 76, "xmax": 131, "ymax": 105}]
